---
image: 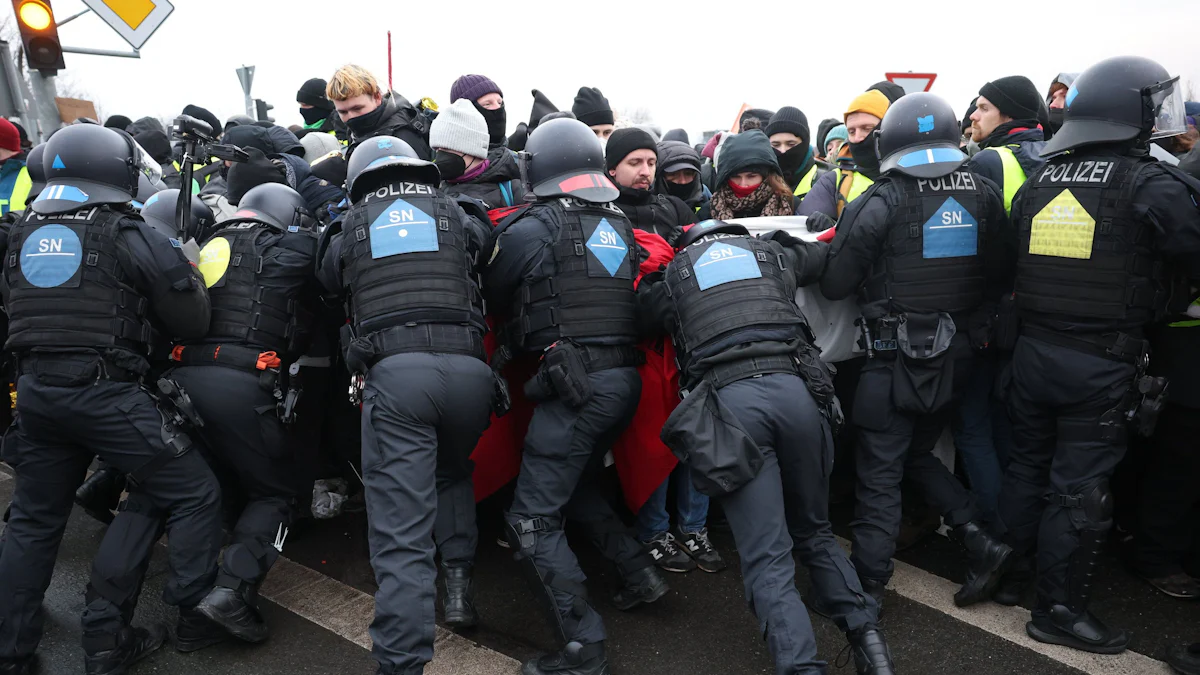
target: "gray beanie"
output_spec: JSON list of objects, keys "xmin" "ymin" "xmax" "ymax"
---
[
  {"xmin": 430, "ymin": 99, "xmax": 489, "ymax": 159},
  {"xmin": 300, "ymin": 132, "xmax": 341, "ymax": 164}
]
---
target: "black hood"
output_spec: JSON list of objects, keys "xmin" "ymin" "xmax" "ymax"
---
[
  {"xmin": 981, "ymin": 121, "xmax": 1048, "ymax": 176},
  {"xmin": 477, "ymin": 146, "xmax": 522, "ymax": 184},
  {"xmin": 654, "ymin": 140, "xmax": 704, "ymax": 208},
  {"xmin": 133, "ymin": 129, "xmax": 173, "ymax": 164},
  {"xmin": 715, "ymin": 131, "xmax": 781, "ymax": 187}
]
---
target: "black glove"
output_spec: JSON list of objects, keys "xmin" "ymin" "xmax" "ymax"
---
[
  {"xmin": 764, "ymin": 229, "xmax": 805, "ymax": 248},
  {"xmin": 227, "ymin": 147, "xmax": 287, "ymax": 205},
  {"xmin": 310, "ymin": 153, "xmax": 348, "ymax": 188},
  {"xmin": 806, "ymin": 211, "xmax": 836, "ymax": 233}
]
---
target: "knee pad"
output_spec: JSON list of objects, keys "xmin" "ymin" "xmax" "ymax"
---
[{"xmin": 1054, "ymin": 478, "xmax": 1112, "ymax": 531}]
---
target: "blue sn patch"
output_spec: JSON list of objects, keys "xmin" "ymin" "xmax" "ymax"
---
[
  {"xmin": 693, "ymin": 242, "xmax": 762, "ymax": 291},
  {"xmin": 369, "ymin": 199, "xmax": 438, "ymax": 259},
  {"xmin": 51, "ymin": 154, "xmax": 65, "ymax": 170},
  {"xmin": 585, "ymin": 219, "xmax": 627, "ymax": 277},
  {"xmin": 34, "ymin": 184, "xmax": 90, "ymax": 203},
  {"xmin": 917, "ymin": 115, "xmax": 935, "ymax": 133},
  {"xmin": 20, "ymin": 224, "xmax": 82, "ymax": 288},
  {"xmin": 923, "ymin": 197, "xmax": 978, "ymax": 259}
]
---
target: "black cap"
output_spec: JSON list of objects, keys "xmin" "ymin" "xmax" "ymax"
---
[
  {"xmin": 572, "ymin": 87, "xmax": 614, "ymax": 127},
  {"xmin": 869, "ymin": 81, "xmax": 907, "ymax": 104},
  {"xmin": 605, "ymin": 127, "xmax": 658, "ymax": 170},
  {"xmin": 528, "ymin": 89, "xmax": 560, "ymax": 130},
  {"xmin": 104, "ymin": 114, "xmax": 132, "ymax": 131},
  {"xmin": 765, "ymin": 107, "xmax": 810, "ymax": 143},
  {"xmin": 979, "ymin": 76, "xmax": 1042, "ymax": 121},
  {"xmin": 298, "ymin": 78, "xmax": 333, "ymax": 111},
  {"xmin": 182, "ymin": 104, "xmax": 222, "ymax": 138}
]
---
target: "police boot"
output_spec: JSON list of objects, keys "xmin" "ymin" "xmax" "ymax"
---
[
  {"xmin": 610, "ymin": 564, "xmax": 669, "ymax": 611},
  {"xmin": 859, "ymin": 577, "xmax": 886, "ymax": 618},
  {"xmin": 174, "ymin": 606, "xmax": 228, "ymax": 653},
  {"xmin": 195, "ymin": 586, "xmax": 269, "ymax": 644},
  {"xmin": 75, "ymin": 467, "xmax": 126, "ymax": 525},
  {"xmin": 522, "ymin": 641, "xmax": 610, "ymax": 675},
  {"xmin": 993, "ymin": 555, "xmax": 1034, "ymax": 606},
  {"xmin": 83, "ymin": 625, "xmax": 166, "ymax": 675},
  {"xmin": 1026, "ymin": 600, "xmax": 1130, "ymax": 655},
  {"xmin": 0, "ymin": 655, "xmax": 37, "ymax": 675},
  {"xmin": 441, "ymin": 563, "xmax": 478, "ymax": 629},
  {"xmin": 950, "ymin": 521, "xmax": 1014, "ymax": 607},
  {"xmin": 848, "ymin": 628, "xmax": 896, "ymax": 675}
]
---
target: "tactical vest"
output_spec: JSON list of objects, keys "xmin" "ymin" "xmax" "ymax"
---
[
  {"xmin": 3, "ymin": 206, "xmax": 153, "ymax": 355},
  {"xmin": 1014, "ymin": 156, "xmax": 1161, "ymax": 325},
  {"xmin": 192, "ymin": 220, "xmax": 316, "ymax": 357},
  {"xmin": 862, "ymin": 171, "xmax": 989, "ymax": 315},
  {"xmin": 664, "ymin": 234, "xmax": 803, "ymax": 357},
  {"xmin": 340, "ymin": 181, "xmax": 486, "ymax": 346},
  {"xmin": 510, "ymin": 198, "xmax": 639, "ymax": 351}
]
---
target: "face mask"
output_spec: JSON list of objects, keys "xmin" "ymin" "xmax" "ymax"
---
[
  {"xmin": 775, "ymin": 145, "xmax": 809, "ymax": 178},
  {"xmin": 1047, "ymin": 108, "xmax": 1065, "ymax": 133},
  {"xmin": 849, "ymin": 139, "xmax": 880, "ymax": 179},
  {"xmin": 300, "ymin": 107, "xmax": 328, "ymax": 126},
  {"xmin": 727, "ymin": 179, "xmax": 760, "ymax": 199},
  {"xmin": 665, "ymin": 180, "xmax": 694, "ymax": 201},
  {"xmin": 474, "ymin": 102, "xmax": 507, "ymax": 146},
  {"xmin": 345, "ymin": 101, "xmax": 388, "ymax": 136},
  {"xmin": 433, "ymin": 150, "xmax": 466, "ymax": 181}
]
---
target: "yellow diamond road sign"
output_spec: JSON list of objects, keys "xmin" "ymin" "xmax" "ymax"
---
[{"xmin": 81, "ymin": 0, "xmax": 174, "ymax": 50}]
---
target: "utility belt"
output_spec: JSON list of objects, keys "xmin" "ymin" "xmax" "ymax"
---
[
  {"xmin": 169, "ymin": 344, "xmax": 302, "ymax": 426},
  {"xmin": 524, "ymin": 341, "xmax": 643, "ymax": 409},
  {"xmin": 1020, "ymin": 325, "xmax": 1148, "ymax": 365},
  {"xmin": 856, "ymin": 316, "xmax": 900, "ymax": 359},
  {"xmin": 342, "ymin": 323, "xmax": 486, "ymax": 375},
  {"xmin": 702, "ymin": 354, "xmax": 799, "ymax": 389},
  {"xmin": 16, "ymin": 351, "xmax": 148, "ymax": 385}
]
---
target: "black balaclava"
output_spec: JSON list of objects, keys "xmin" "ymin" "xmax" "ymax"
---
[
  {"xmin": 433, "ymin": 150, "xmax": 467, "ymax": 181},
  {"xmin": 474, "ymin": 102, "xmax": 507, "ymax": 147},
  {"xmin": 850, "ymin": 139, "xmax": 881, "ymax": 180},
  {"xmin": 345, "ymin": 98, "xmax": 389, "ymax": 137},
  {"xmin": 664, "ymin": 178, "xmax": 696, "ymax": 202},
  {"xmin": 776, "ymin": 145, "xmax": 810, "ymax": 183},
  {"xmin": 300, "ymin": 107, "xmax": 328, "ymax": 126}
]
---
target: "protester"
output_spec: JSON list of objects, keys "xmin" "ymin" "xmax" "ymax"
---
[
  {"xmin": 798, "ymin": 89, "xmax": 890, "ymax": 221},
  {"xmin": 326, "ymin": 63, "xmax": 432, "ymax": 159},
  {"xmin": 654, "ymin": 140, "xmax": 709, "ymax": 213},
  {"xmin": 766, "ymin": 106, "xmax": 825, "ymax": 199},
  {"xmin": 449, "ymin": 74, "xmax": 507, "ymax": 148},
  {"xmin": 431, "ymin": 99, "xmax": 525, "ymax": 210},
  {"xmin": 572, "ymin": 86, "xmax": 616, "ymax": 143}
]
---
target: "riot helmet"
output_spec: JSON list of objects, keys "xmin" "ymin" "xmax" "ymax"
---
[
  {"xmin": 230, "ymin": 183, "xmax": 315, "ymax": 231},
  {"xmin": 674, "ymin": 219, "xmax": 750, "ymax": 250},
  {"xmin": 25, "ymin": 144, "xmax": 45, "ymax": 199},
  {"xmin": 877, "ymin": 92, "xmax": 966, "ymax": 179},
  {"xmin": 1041, "ymin": 56, "xmax": 1185, "ymax": 157},
  {"xmin": 345, "ymin": 136, "xmax": 439, "ymax": 202},
  {"xmin": 132, "ymin": 171, "xmax": 166, "ymax": 209},
  {"xmin": 141, "ymin": 189, "xmax": 215, "ymax": 240},
  {"xmin": 33, "ymin": 125, "xmax": 159, "ymax": 215},
  {"xmin": 524, "ymin": 118, "xmax": 618, "ymax": 203}
]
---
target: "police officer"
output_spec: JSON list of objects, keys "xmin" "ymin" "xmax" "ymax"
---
[
  {"xmin": 483, "ymin": 118, "xmax": 667, "ymax": 675},
  {"xmin": 639, "ymin": 219, "xmax": 895, "ymax": 674},
  {"xmin": 315, "ymin": 137, "xmax": 496, "ymax": 675},
  {"xmin": 163, "ymin": 183, "xmax": 322, "ymax": 645},
  {"xmin": 819, "ymin": 92, "xmax": 1016, "ymax": 611},
  {"xmin": 996, "ymin": 55, "xmax": 1200, "ymax": 654},
  {"xmin": 0, "ymin": 124, "xmax": 223, "ymax": 675}
]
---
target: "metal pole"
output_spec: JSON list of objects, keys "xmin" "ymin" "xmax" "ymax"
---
[
  {"xmin": 55, "ymin": 8, "xmax": 93, "ymax": 27},
  {"xmin": 0, "ymin": 41, "xmax": 28, "ymax": 121},
  {"xmin": 61, "ymin": 46, "xmax": 140, "ymax": 59},
  {"xmin": 25, "ymin": 70, "xmax": 62, "ymax": 140}
]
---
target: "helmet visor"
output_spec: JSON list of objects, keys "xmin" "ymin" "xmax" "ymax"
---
[
  {"xmin": 130, "ymin": 137, "xmax": 163, "ymax": 185},
  {"xmin": 1147, "ymin": 76, "xmax": 1186, "ymax": 140}
]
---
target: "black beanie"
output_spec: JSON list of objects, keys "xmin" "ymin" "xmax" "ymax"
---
[
  {"xmin": 182, "ymin": 104, "xmax": 222, "ymax": 137},
  {"xmin": 528, "ymin": 89, "xmax": 560, "ymax": 129},
  {"xmin": 962, "ymin": 97, "xmax": 978, "ymax": 132},
  {"xmin": 104, "ymin": 114, "xmax": 132, "ymax": 131},
  {"xmin": 572, "ymin": 87, "xmax": 614, "ymax": 127},
  {"xmin": 979, "ymin": 76, "xmax": 1041, "ymax": 122},
  {"xmin": 868, "ymin": 81, "xmax": 907, "ymax": 104},
  {"xmin": 605, "ymin": 128, "xmax": 658, "ymax": 170},
  {"xmin": 298, "ymin": 78, "xmax": 333, "ymax": 111},
  {"xmin": 765, "ymin": 107, "xmax": 810, "ymax": 144}
]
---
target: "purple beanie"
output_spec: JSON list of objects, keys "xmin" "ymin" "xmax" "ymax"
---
[{"xmin": 450, "ymin": 74, "xmax": 503, "ymax": 104}]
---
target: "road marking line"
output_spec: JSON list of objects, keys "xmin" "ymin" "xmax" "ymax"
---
[
  {"xmin": 261, "ymin": 556, "xmax": 521, "ymax": 675},
  {"xmin": 834, "ymin": 537, "xmax": 1174, "ymax": 675}
]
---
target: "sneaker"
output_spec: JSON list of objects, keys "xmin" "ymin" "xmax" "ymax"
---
[
  {"xmin": 675, "ymin": 527, "xmax": 727, "ymax": 573},
  {"xmin": 642, "ymin": 532, "xmax": 696, "ymax": 573}
]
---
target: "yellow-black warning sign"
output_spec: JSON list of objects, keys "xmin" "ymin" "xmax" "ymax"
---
[
  {"xmin": 197, "ymin": 236, "xmax": 231, "ymax": 288},
  {"xmin": 1029, "ymin": 189, "xmax": 1095, "ymax": 260}
]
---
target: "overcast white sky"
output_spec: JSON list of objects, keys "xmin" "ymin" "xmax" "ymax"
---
[{"xmin": 9, "ymin": 0, "xmax": 1200, "ymax": 143}]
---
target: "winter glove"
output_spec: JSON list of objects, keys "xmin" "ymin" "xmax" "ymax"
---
[
  {"xmin": 226, "ymin": 147, "xmax": 287, "ymax": 205},
  {"xmin": 763, "ymin": 229, "xmax": 805, "ymax": 248},
  {"xmin": 806, "ymin": 211, "xmax": 836, "ymax": 233}
]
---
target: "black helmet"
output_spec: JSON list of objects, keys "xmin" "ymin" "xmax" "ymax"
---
[
  {"xmin": 141, "ymin": 189, "xmax": 215, "ymax": 240},
  {"xmin": 345, "ymin": 136, "xmax": 439, "ymax": 202},
  {"xmin": 230, "ymin": 183, "xmax": 315, "ymax": 231},
  {"xmin": 133, "ymin": 172, "xmax": 166, "ymax": 209},
  {"xmin": 674, "ymin": 219, "xmax": 750, "ymax": 250},
  {"xmin": 25, "ymin": 144, "xmax": 45, "ymax": 199},
  {"xmin": 877, "ymin": 92, "xmax": 966, "ymax": 178},
  {"xmin": 1041, "ymin": 56, "xmax": 1185, "ymax": 157},
  {"xmin": 524, "ymin": 118, "xmax": 618, "ymax": 203},
  {"xmin": 32, "ymin": 124, "xmax": 148, "ymax": 214}
]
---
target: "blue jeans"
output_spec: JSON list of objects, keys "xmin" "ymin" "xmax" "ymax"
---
[
  {"xmin": 636, "ymin": 463, "xmax": 710, "ymax": 541},
  {"xmin": 951, "ymin": 355, "xmax": 1013, "ymax": 526}
]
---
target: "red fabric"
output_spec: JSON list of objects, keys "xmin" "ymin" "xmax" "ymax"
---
[
  {"xmin": 727, "ymin": 178, "xmax": 761, "ymax": 199},
  {"xmin": 470, "ymin": 319, "xmax": 538, "ymax": 502},
  {"xmin": 487, "ymin": 205, "xmax": 526, "ymax": 227},
  {"xmin": 817, "ymin": 225, "xmax": 837, "ymax": 243}
]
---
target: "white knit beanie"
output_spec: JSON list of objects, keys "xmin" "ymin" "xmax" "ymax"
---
[{"xmin": 430, "ymin": 99, "xmax": 489, "ymax": 159}]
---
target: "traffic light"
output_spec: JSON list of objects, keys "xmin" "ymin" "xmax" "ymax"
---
[
  {"xmin": 255, "ymin": 98, "xmax": 274, "ymax": 123},
  {"xmin": 12, "ymin": 0, "xmax": 65, "ymax": 74}
]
